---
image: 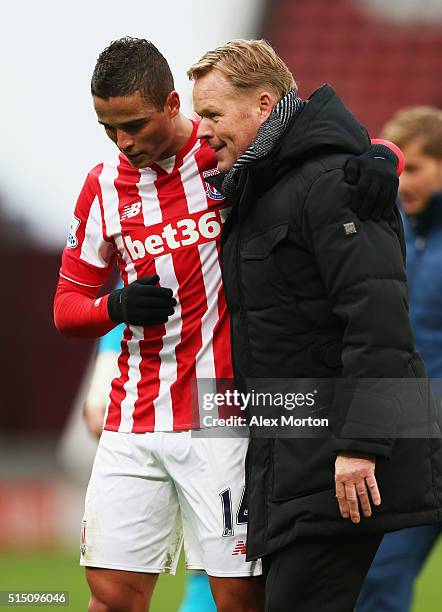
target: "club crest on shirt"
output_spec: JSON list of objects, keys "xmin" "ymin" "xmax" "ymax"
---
[
  {"xmin": 203, "ymin": 169, "xmax": 225, "ymax": 201},
  {"xmin": 67, "ymin": 216, "xmax": 81, "ymax": 249}
]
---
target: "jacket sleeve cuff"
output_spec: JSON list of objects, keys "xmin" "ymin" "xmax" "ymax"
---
[
  {"xmin": 332, "ymin": 388, "xmax": 401, "ymax": 459},
  {"xmin": 331, "ymin": 436, "xmax": 394, "ymax": 459}
]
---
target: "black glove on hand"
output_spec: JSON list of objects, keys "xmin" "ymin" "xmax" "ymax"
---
[
  {"xmin": 344, "ymin": 144, "xmax": 399, "ymax": 221},
  {"xmin": 107, "ymin": 275, "xmax": 176, "ymax": 326}
]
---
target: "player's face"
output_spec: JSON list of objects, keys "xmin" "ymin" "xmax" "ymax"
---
[
  {"xmin": 399, "ymin": 138, "xmax": 442, "ymax": 215},
  {"xmin": 193, "ymin": 70, "xmax": 274, "ymax": 172},
  {"xmin": 93, "ymin": 90, "xmax": 180, "ymax": 168}
]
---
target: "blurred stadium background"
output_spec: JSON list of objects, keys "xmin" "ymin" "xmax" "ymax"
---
[{"xmin": 0, "ymin": 1, "xmax": 441, "ymax": 609}]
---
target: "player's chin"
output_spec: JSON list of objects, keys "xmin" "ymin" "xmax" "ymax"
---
[
  {"xmin": 402, "ymin": 199, "xmax": 423, "ymax": 215},
  {"xmin": 126, "ymin": 153, "xmax": 150, "ymax": 168}
]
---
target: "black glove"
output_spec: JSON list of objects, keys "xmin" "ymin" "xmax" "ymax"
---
[
  {"xmin": 107, "ymin": 275, "xmax": 176, "ymax": 326},
  {"xmin": 344, "ymin": 144, "xmax": 399, "ymax": 221}
]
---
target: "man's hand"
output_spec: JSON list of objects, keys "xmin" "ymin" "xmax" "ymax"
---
[
  {"xmin": 107, "ymin": 274, "xmax": 176, "ymax": 326},
  {"xmin": 335, "ymin": 453, "xmax": 381, "ymax": 524},
  {"xmin": 344, "ymin": 142, "xmax": 402, "ymax": 221}
]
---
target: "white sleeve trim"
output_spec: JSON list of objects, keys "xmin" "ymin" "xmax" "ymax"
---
[
  {"xmin": 80, "ymin": 195, "xmax": 113, "ymax": 268},
  {"xmin": 59, "ymin": 273, "xmax": 101, "ymax": 288}
]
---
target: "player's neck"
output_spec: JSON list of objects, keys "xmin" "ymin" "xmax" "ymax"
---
[{"xmin": 160, "ymin": 113, "xmax": 194, "ymax": 160}]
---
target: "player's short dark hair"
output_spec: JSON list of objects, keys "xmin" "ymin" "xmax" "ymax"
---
[{"xmin": 91, "ymin": 37, "xmax": 174, "ymax": 110}]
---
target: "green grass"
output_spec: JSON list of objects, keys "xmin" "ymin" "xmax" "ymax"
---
[
  {"xmin": 0, "ymin": 539, "xmax": 440, "ymax": 610},
  {"xmin": 413, "ymin": 537, "xmax": 442, "ymax": 611},
  {"xmin": 0, "ymin": 551, "xmax": 185, "ymax": 611}
]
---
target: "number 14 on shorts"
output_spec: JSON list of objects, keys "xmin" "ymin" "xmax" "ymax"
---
[{"xmin": 220, "ymin": 486, "xmax": 248, "ymax": 537}]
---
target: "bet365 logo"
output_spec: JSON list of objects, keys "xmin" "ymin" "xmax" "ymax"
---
[{"xmin": 124, "ymin": 208, "xmax": 231, "ymax": 260}]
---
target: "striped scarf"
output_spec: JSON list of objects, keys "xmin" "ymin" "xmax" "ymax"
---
[{"xmin": 221, "ymin": 89, "xmax": 304, "ymax": 199}]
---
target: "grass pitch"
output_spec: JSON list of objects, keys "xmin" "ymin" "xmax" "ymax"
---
[
  {"xmin": 0, "ymin": 539, "xmax": 441, "ymax": 610},
  {"xmin": 0, "ymin": 551, "xmax": 184, "ymax": 611}
]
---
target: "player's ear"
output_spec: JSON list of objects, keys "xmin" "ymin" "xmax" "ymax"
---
[{"xmin": 166, "ymin": 91, "xmax": 180, "ymax": 118}]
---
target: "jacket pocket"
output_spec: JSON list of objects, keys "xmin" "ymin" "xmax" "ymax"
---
[
  {"xmin": 241, "ymin": 223, "xmax": 289, "ymax": 260},
  {"xmin": 240, "ymin": 223, "xmax": 291, "ymax": 313},
  {"xmin": 271, "ymin": 437, "xmax": 335, "ymax": 502}
]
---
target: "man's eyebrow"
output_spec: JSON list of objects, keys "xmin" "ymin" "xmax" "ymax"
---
[
  {"xmin": 195, "ymin": 106, "xmax": 222, "ymax": 117},
  {"xmin": 98, "ymin": 118, "xmax": 148, "ymax": 128}
]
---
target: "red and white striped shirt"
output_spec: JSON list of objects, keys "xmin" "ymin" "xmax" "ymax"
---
[{"xmin": 57, "ymin": 121, "xmax": 233, "ymax": 432}]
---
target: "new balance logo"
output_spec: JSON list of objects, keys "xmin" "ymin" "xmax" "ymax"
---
[
  {"xmin": 232, "ymin": 540, "xmax": 247, "ymax": 556},
  {"xmin": 121, "ymin": 202, "xmax": 142, "ymax": 221}
]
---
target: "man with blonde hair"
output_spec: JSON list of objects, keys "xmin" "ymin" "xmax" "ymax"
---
[
  {"xmin": 358, "ymin": 106, "xmax": 442, "ymax": 612},
  {"xmin": 189, "ymin": 40, "xmax": 442, "ymax": 611},
  {"xmin": 53, "ymin": 36, "xmax": 404, "ymax": 612}
]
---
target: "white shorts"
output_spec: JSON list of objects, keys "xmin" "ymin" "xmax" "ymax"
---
[{"xmin": 80, "ymin": 429, "xmax": 261, "ymax": 577}]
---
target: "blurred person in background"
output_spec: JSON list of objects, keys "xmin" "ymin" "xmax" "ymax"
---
[
  {"xmin": 83, "ymin": 322, "xmax": 123, "ymax": 439},
  {"xmin": 84, "ymin": 319, "xmax": 216, "ymax": 612},
  {"xmin": 53, "ymin": 35, "xmax": 401, "ymax": 612},
  {"xmin": 357, "ymin": 106, "xmax": 442, "ymax": 612},
  {"xmin": 189, "ymin": 39, "xmax": 442, "ymax": 612}
]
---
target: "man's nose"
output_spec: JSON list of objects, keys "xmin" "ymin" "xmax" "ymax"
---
[
  {"xmin": 196, "ymin": 118, "xmax": 214, "ymax": 141},
  {"xmin": 116, "ymin": 129, "xmax": 133, "ymax": 151}
]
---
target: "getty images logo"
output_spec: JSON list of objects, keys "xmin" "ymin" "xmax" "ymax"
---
[{"xmin": 124, "ymin": 208, "xmax": 230, "ymax": 260}]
